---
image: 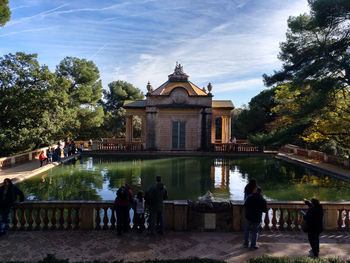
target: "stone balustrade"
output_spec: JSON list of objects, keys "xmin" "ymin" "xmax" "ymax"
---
[
  {"xmin": 282, "ymin": 144, "xmax": 350, "ymax": 169},
  {"xmin": 211, "ymin": 143, "xmax": 262, "ymax": 152},
  {"xmin": 10, "ymin": 201, "xmax": 350, "ymax": 232},
  {"xmin": 96, "ymin": 142, "xmax": 143, "ymax": 151}
]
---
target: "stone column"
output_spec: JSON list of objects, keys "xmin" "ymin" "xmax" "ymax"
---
[
  {"xmin": 125, "ymin": 115, "xmax": 133, "ymax": 143},
  {"xmin": 141, "ymin": 115, "xmax": 147, "ymax": 149},
  {"xmin": 228, "ymin": 117, "xmax": 232, "ymax": 141},
  {"xmin": 146, "ymin": 107, "xmax": 158, "ymax": 150},
  {"xmin": 211, "ymin": 115, "xmax": 216, "ymax": 144},
  {"xmin": 222, "ymin": 116, "xmax": 229, "ymax": 143}
]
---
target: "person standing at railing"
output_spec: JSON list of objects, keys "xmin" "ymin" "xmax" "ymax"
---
[
  {"xmin": 133, "ymin": 190, "xmax": 145, "ymax": 233},
  {"xmin": 244, "ymin": 178, "xmax": 257, "ymax": 201},
  {"xmin": 301, "ymin": 198, "xmax": 323, "ymax": 258},
  {"xmin": 0, "ymin": 178, "xmax": 24, "ymax": 236},
  {"xmin": 244, "ymin": 186, "xmax": 267, "ymax": 249},
  {"xmin": 114, "ymin": 184, "xmax": 133, "ymax": 236},
  {"xmin": 39, "ymin": 151, "xmax": 47, "ymax": 167},
  {"xmin": 146, "ymin": 176, "xmax": 168, "ymax": 235}
]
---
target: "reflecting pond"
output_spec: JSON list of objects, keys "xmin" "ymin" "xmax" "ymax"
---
[{"xmin": 17, "ymin": 156, "xmax": 350, "ymax": 201}]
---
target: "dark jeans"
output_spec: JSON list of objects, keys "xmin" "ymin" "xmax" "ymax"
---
[
  {"xmin": 116, "ymin": 206, "xmax": 130, "ymax": 234},
  {"xmin": 40, "ymin": 158, "xmax": 47, "ymax": 167},
  {"xmin": 150, "ymin": 210, "xmax": 164, "ymax": 234},
  {"xmin": 0, "ymin": 208, "xmax": 12, "ymax": 234},
  {"xmin": 308, "ymin": 232, "xmax": 320, "ymax": 257},
  {"xmin": 244, "ymin": 220, "xmax": 260, "ymax": 248},
  {"xmin": 134, "ymin": 213, "xmax": 145, "ymax": 232}
]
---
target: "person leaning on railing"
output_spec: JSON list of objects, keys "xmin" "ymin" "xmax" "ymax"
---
[
  {"xmin": 301, "ymin": 198, "xmax": 323, "ymax": 258},
  {"xmin": 0, "ymin": 178, "xmax": 24, "ymax": 236}
]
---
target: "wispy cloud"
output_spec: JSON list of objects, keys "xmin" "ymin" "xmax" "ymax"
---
[
  {"xmin": 1, "ymin": 0, "xmax": 311, "ymax": 106},
  {"xmin": 0, "ymin": 27, "xmax": 58, "ymax": 38}
]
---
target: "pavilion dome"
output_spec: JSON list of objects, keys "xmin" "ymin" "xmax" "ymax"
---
[{"xmin": 150, "ymin": 63, "xmax": 208, "ymax": 96}]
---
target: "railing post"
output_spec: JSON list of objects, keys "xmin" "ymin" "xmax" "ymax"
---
[
  {"xmin": 164, "ymin": 201, "xmax": 174, "ymax": 231},
  {"xmin": 80, "ymin": 204, "xmax": 94, "ymax": 230},
  {"xmin": 173, "ymin": 200, "xmax": 188, "ymax": 231},
  {"xmin": 92, "ymin": 142, "xmax": 98, "ymax": 151},
  {"xmin": 323, "ymin": 204, "xmax": 340, "ymax": 230},
  {"xmin": 232, "ymin": 204, "xmax": 242, "ymax": 231}
]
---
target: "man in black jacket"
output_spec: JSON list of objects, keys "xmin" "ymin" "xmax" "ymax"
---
[
  {"xmin": 0, "ymin": 178, "xmax": 24, "ymax": 236},
  {"xmin": 244, "ymin": 186, "xmax": 267, "ymax": 249},
  {"xmin": 147, "ymin": 176, "xmax": 168, "ymax": 235},
  {"xmin": 303, "ymin": 198, "xmax": 323, "ymax": 258}
]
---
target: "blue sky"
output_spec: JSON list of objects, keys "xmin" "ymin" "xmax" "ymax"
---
[{"xmin": 1, "ymin": 0, "xmax": 310, "ymax": 107}]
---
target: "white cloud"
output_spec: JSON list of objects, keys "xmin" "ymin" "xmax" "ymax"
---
[
  {"xmin": 214, "ymin": 78, "xmax": 264, "ymax": 93},
  {"xmin": 110, "ymin": 0, "xmax": 310, "ymax": 98}
]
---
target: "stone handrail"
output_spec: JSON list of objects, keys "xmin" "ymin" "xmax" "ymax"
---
[
  {"xmin": 282, "ymin": 144, "xmax": 350, "ymax": 169},
  {"xmin": 0, "ymin": 145, "xmax": 56, "ymax": 169},
  {"xmin": 211, "ymin": 143, "xmax": 262, "ymax": 152},
  {"xmin": 10, "ymin": 201, "xmax": 350, "ymax": 231},
  {"xmin": 96, "ymin": 142, "xmax": 143, "ymax": 151}
]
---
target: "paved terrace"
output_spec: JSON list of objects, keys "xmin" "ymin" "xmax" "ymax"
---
[
  {"xmin": 0, "ymin": 231, "xmax": 349, "ymax": 262},
  {"xmin": 0, "ymin": 154, "xmax": 79, "ymax": 184}
]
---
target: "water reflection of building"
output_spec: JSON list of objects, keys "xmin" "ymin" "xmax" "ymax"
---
[{"xmin": 211, "ymin": 159, "xmax": 248, "ymax": 200}]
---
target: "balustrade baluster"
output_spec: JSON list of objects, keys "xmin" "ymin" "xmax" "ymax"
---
[
  {"xmin": 43, "ymin": 208, "xmax": 49, "ymax": 230},
  {"xmin": 35, "ymin": 208, "xmax": 42, "ymax": 230},
  {"xmin": 294, "ymin": 209, "xmax": 300, "ymax": 231},
  {"xmin": 20, "ymin": 207, "xmax": 26, "ymax": 230},
  {"xmin": 103, "ymin": 207, "xmax": 109, "ymax": 229},
  {"xmin": 12, "ymin": 208, "xmax": 19, "ymax": 230},
  {"xmin": 28, "ymin": 208, "xmax": 34, "ymax": 230},
  {"xmin": 345, "ymin": 209, "xmax": 350, "ymax": 230},
  {"xmin": 67, "ymin": 208, "xmax": 72, "ymax": 230},
  {"xmin": 51, "ymin": 208, "xmax": 57, "ymax": 230},
  {"xmin": 286, "ymin": 209, "xmax": 292, "ymax": 230},
  {"xmin": 74, "ymin": 208, "xmax": 80, "ymax": 230},
  {"xmin": 337, "ymin": 209, "xmax": 343, "ymax": 230},
  {"xmin": 58, "ymin": 208, "xmax": 65, "ymax": 230},
  {"xmin": 278, "ymin": 208, "xmax": 285, "ymax": 230},
  {"xmin": 110, "ymin": 208, "xmax": 116, "ymax": 230},
  {"xmin": 264, "ymin": 209, "xmax": 270, "ymax": 230},
  {"xmin": 272, "ymin": 208, "xmax": 277, "ymax": 230},
  {"xmin": 95, "ymin": 207, "xmax": 101, "ymax": 230}
]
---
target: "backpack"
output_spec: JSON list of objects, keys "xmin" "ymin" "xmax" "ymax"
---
[{"xmin": 118, "ymin": 187, "xmax": 129, "ymax": 200}]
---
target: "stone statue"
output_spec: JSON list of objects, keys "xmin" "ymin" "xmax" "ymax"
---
[{"xmin": 146, "ymin": 81, "xmax": 153, "ymax": 92}]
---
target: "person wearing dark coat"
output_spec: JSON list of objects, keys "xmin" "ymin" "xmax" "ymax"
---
[
  {"xmin": 114, "ymin": 184, "xmax": 133, "ymax": 236},
  {"xmin": 303, "ymin": 198, "xmax": 323, "ymax": 258},
  {"xmin": 0, "ymin": 178, "xmax": 24, "ymax": 236},
  {"xmin": 244, "ymin": 186, "xmax": 267, "ymax": 249},
  {"xmin": 146, "ymin": 176, "xmax": 168, "ymax": 235},
  {"xmin": 244, "ymin": 178, "xmax": 257, "ymax": 201}
]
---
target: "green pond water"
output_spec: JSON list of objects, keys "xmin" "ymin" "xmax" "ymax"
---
[{"xmin": 17, "ymin": 156, "xmax": 350, "ymax": 201}]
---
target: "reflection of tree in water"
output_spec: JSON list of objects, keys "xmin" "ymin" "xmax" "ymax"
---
[
  {"xmin": 226, "ymin": 157, "xmax": 350, "ymax": 201},
  {"xmin": 19, "ymin": 163, "xmax": 104, "ymax": 201},
  {"xmin": 17, "ymin": 156, "xmax": 350, "ymax": 201}
]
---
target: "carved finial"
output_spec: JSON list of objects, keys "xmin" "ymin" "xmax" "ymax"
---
[
  {"xmin": 207, "ymin": 83, "xmax": 212, "ymax": 94},
  {"xmin": 146, "ymin": 81, "xmax": 153, "ymax": 92},
  {"xmin": 202, "ymin": 87, "xmax": 207, "ymax": 93}
]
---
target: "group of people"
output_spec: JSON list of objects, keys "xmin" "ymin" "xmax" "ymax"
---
[
  {"xmin": 243, "ymin": 178, "xmax": 323, "ymax": 258},
  {"xmin": 39, "ymin": 140, "xmax": 82, "ymax": 167},
  {"xmin": 114, "ymin": 175, "xmax": 168, "ymax": 236}
]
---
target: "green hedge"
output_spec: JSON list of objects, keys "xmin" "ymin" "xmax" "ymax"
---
[
  {"xmin": 0, "ymin": 254, "xmax": 226, "ymax": 263},
  {"xmin": 250, "ymin": 256, "xmax": 350, "ymax": 263}
]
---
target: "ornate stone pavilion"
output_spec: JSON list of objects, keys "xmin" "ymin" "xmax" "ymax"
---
[{"xmin": 123, "ymin": 63, "xmax": 234, "ymax": 151}]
